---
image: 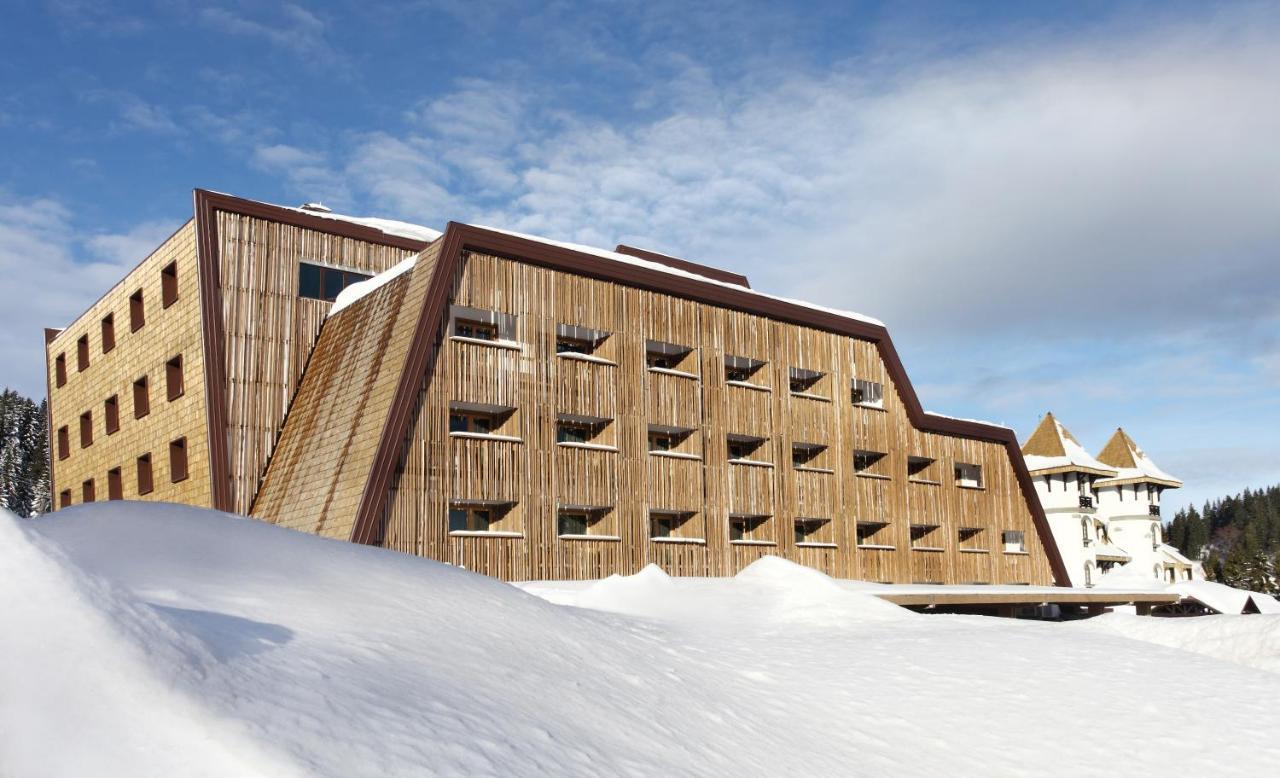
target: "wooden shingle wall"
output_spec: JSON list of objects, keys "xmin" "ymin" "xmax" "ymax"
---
[
  {"xmin": 47, "ymin": 221, "xmax": 213, "ymax": 508},
  {"xmin": 378, "ymin": 250, "xmax": 1054, "ymax": 584},
  {"xmin": 250, "ymin": 244, "xmax": 440, "ymax": 537},
  {"xmin": 213, "ymin": 211, "xmax": 419, "ymax": 513}
]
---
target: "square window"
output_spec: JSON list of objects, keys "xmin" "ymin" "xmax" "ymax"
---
[
  {"xmin": 1002, "ymin": 530, "xmax": 1026, "ymax": 553},
  {"xmin": 788, "ymin": 367, "xmax": 825, "ymax": 395},
  {"xmin": 910, "ymin": 524, "xmax": 940, "ymax": 549},
  {"xmin": 729, "ymin": 514, "xmax": 769, "ymax": 542},
  {"xmin": 851, "ymin": 378, "xmax": 884, "ymax": 408},
  {"xmin": 907, "ymin": 456, "xmax": 936, "ymax": 480},
  {"xmin": 792, "ymin": 442, "xmax": 826, "ymax": 468},
  {"xmin": 854, "ymin": 450, "xmax": 887, "ymax": 475},
  {"xmin": 856, "ymin": 521, "xmax": 890, "ymax": 547},
  {"xmin": 725, "ymin": 355, "xmax": 765, "ymax": 384},
  {"xmin": 794, "ymin": 518, "xmax": 830, "ymax": 544},
  {"xmin": 959, "ymin": 527, "xmax": 984, "ymax": 549},
  {"xmin": 645, "ymin": 339, "xmax": 694, "ymax": 372},
  {"xmin": 727, "ymin": 435, "xmax": 766, "ymax": 461}
]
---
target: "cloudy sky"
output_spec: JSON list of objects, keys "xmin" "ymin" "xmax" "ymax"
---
[{"xmin": 2, "ymin": 0, "xmax": 1277, "ymax": 513}]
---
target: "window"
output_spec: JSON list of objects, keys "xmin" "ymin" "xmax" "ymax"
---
[
  {"xmin": 449, "ymin": 410, "xmax": 493, "ymax": 434},
  {"xmin": 298, "ymin": 262, "xmax": 372, "ymax": 302},
  {"xmin": 958, "ymin": 527, "xmax": 985, "ymax": 550},
  {"xmin": 136, "ymin": 453, "xmax": 154, "ymax": 495},
  {"xmin": 907, "ymin": 456, "xmax": 937, "ymax": 482},
  {"xmin": 456, "ymin": 318, "xmax": 497, "ymax": 340},
  {"xmin": 77, "ymin": 334, "xmax": 90, "ymax": 372},
  {"xmin": 166, "ymin": 355, "xmax": 184, "ymax": 401},
  {"xmin": 1151, "ymin": 522, "xmax": 1160, "ymax": 551},
  {"xmin": 857, "ymin": 521, "xmax": 890, "ymax": 547},
  {"xmin": 556, "ymin": 506, "xmax": 614, "ymax": 538},
  {"xmin": 954, "ymin": 462, "xmax": 983, "ymax": 488},
  {"xmin": 105, "ymin": 395, "xmax": 120, "ymax": 434},
  {"xmin": 727, "ymin": 434, "xmax": 766, "ymax": 462},
  {"xmin": 169, "ymin": 437, "xmax": 188, "ymax": 483},
  {"xmin": 729, "ymin": 514, "xmax": 770, "ymax": 542},
  {"xmin": 788, "ymin": 367, "xmax": 825, "ymax": 395},
  {"xmin": 133, "ymin": 376, "xmax": 150, "ymax": 418},
  {"xmin": 130, "ymin": 289, "xmax": 145, "ymax": 331},
  {"xmin": 449, "ymin": 505, "xmax": 495, "ymax": 532},
  {"xmin": 82, "ymin": 479, "xmax": 95, "ymax": 503},
  {"xmin": 107, "ymin": 467, "xmax": 123, "ymax": 500},
  {"xmin": 555, "ymin": 414, "xmax": 610, "ymax": 446},
  {"xmin": 792, "ymin": 442, "xmax": 827, "ymax": 469},
  {"xmin": 55, "ymin": 353, "xmax": 67, "ymax": 387},
  {"xmin": 650, "ymin": 510, "xmax": 698, "ymax": 540},
  {"xmin": 647, "ymin": 425, "xmax": 693, "ymax": 454},
  {"xmin": 57, "ymin": 426, "xmax": 69, "ymax": 460},
  {"xmin": 556, "ymin": 323, "xmax": 610, "ymax": 357},
  {"xmin": 851, "ymin": 378, "xmax": 883, "ymax": 408},
  {"xmin": 450, "ymin": 305, "xmax": 515, "ymax": 343},
  {"xmin": 911, "ymin": 524, "xmax": 941, "ymax": 549},
  {"xmin": 794, "ymin": 518, "xmax": 831, "ymax": 545},
  {"xmin": 1002, "ymin": 530, "xmax": 1026, "ymax": 553},
  {"xmin": 79, "ymin": 411, "xmax": 93, "ymax": 448},
  {"xmin": 101, "ymin": 313, "xmax": 115, "ymax": 353},
  {"xmin": 161, "ymin": 261, "xmax": 178, "ymax": 308},
  {"xmin": 854, "ymin": 450, "xmax": 888, "ymax": 477},
  {"xmin": 645, "ymin": 339, "xmax": 694, "ymax": 372},
  {"xmin": 725, "ymin": 355, "xmax": 766, "ymax": 384},
  {"xmin": 59, "ymin": 489, "xmax": 71, "ymax": 508}
]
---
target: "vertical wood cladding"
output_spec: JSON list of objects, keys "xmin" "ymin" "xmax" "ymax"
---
[
  {"xmin": 377, "ymin": 250, "xmax": 1054, "ymax": 584},
  {"xmin": 214, "ymin": 211, "xmax": 419, "ymax": 513},
  {"xmin": 46, "ymin": 221, "xmax": 213, "ymax": 509}
]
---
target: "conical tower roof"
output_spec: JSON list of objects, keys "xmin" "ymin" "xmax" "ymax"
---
[
  {"xmin": 1094, "ymin": 428, "xmax": 1182, "ymax": 487},
  {"xmin": 1021, "ymin": 413, "xmax": 1117, "ymax": 476}
]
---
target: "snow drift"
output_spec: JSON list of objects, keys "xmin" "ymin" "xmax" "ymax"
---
[{"xmin": 4, "ymin": 503, "xmax": 1280, "ymax": 776}]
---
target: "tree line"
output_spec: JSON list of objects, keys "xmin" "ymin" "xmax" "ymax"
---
[
  {"xmin": 0, "ymin": 388, "xmax": 50, "ymax": 517},
  {"xmin": 1166, "ymin": 484, "xmax": 1280, "ymax": 594}
]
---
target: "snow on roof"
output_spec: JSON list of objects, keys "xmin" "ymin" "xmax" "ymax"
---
[
  {"xmin": 920, "ymin": 411, "xmax": 1012, "ymax": 431},
  {"xmin": 1095, "ymin": 429, "xmax": 1181, "ymax": 487},
  {"xmin": 1173, "ymin": 580, "xmax": 1278, "ymax": 615},
  {"xmin": 468, "ymin": 224, "xmax": 886, "ymax": 328},
  {"xmin": 329, "ymin": 255, "xmax": 417, "ymax": 315},
  {"xmin": 1157, "ymin": 544, "xmax": 1194, "ymax": 566},
  {"xmin": 281, "ymin": 203, "xmax": 442, "ymax": 244},
  {"xmin": 1021, "ymin": 413, "xmax": 1117, "ymax": 475}
]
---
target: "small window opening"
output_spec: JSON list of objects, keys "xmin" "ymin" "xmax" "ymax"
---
[
  {"xmin": 1002, "ymin": 530, "xmax": 1026, "ymax": 553},
  {"xmin": 79, "ymin": 411, "xmax": 93, "ymax": 448},
  {"xmin": 727, "ymin": 434, "xmax": 767, "ymax": 462},
  {"xmin": 136, "ymin": 453, "xmax": 154, "ymax": 495},
  {"xmin": 788, "ymin": 367, "xmax": 825, "ymax": 395},
  {"xmin": 911, "ymin": 524, "xmax": 941, "ymax": 549},
  {"xmin": 133, "ymin": 376, "xmax": 150, "ymax": 418},
  {"xmin": 129, "ymin": 289, "xmax": 145, "ymax": 332},
  {"xmin": 857, "ymin": 521, "xmax": 890, "ymax": 547},
  {"xmin": 645, "ymin": 339, "xmax": 694, "ymax": 372},
  {"xmin": 105, "ymin": 395, "xmax": 120, "ymax": 434},
  {"xmin": 725, "ymin": 355, "xmax": 766, "ymax": 384},
  {"xmin": 166, "ymin": 355, "xmax": 184, "ymax": 401},
  {"xmin": 101, "ymin": 313, "xmax": 115, "ymax": 353},
  {"xmin": 57, "ymin": 426, "xmax": 69, "ymax": 460},
  {"xmin": 954, "ymin": 462, "xmax": 983, "ymax": 488},
  {"xmin": 729, "ymin": 514, "xmax": 770, "ymax": 542},
  {"xmin": 169, "ymin": 437, "xmax": 188, "ymax": 483},
  {"xmin": 161, "ymin": 261, "xmax": 178, "ymax": 308},
  {"xmin": 794, "ymin": 518, "xmax": 831, "ymax": 545},
  {"xmin": 55, "ymin": 353, "xmax": 67, "ymax": 387},
  {"xmin": 77, "ymin": 334, "xmax": 90, "ymax": 372},
  {"xmin": 107, "ymin": 467, "xmax": 123, "ymax": 501},
  {"xmin": 851, "ymin": 378, "xmax": 884, "ymax": 408},
  {"xmin": 81, "ymin": 479, "xmax": 95, "ymax": 503}
]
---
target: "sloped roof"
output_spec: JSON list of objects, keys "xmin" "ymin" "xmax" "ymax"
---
[
  {"xmin": 1094, "ymin": 429, "xmax": 1182, "ymax": 488},
  {"xmin": 1021, "ymin": 413, "xmax": 1118, "ymax": 476}
]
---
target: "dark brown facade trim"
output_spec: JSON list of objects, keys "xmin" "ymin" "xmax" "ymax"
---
[
  {"xmin": 193, "ymin": 189, "xmax": 435, "ymax": 513},
  {"xmin": 43, "ymin": 328, "xmax": 59, "ymax": 512},
  {"xmin": 614, "ymin": 244, "xmax": 751, "ymax": 288},
  {"xmin": 348, "ymin": 223, "xmax": 1071, "ymax": 585}
]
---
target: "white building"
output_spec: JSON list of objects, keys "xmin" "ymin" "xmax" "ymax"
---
[{"xmin": 1021, "ymin": 414, "xmax": 1196, "ymax": 587}]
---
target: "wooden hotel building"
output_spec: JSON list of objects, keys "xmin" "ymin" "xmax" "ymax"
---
[{"xmin": 45, "ymin": 190, "xmax": 1069, "ymax": 586}]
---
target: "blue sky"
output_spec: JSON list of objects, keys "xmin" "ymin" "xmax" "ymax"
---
[{"xmin": 2, "ymin": 1, "xmax": 1278, "ymax": 514}]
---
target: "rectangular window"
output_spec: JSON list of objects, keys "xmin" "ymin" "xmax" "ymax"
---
[
  {"xmin": 954, "ymin": 462, "xmax": 983, "ymax": 488},
  {"xmin": 298, "ymin": 262, "xmax": 371, "ymax": 303},
  {"xmin": 449, "ymin": 305, "xmax": 516, "ymax": 343},
  {"xmin": 911, "ymin": 524, "xmax": 941, "ymax": 549},
  {"xmin": 794, "ymin": 518, "xmax": 831, "ymax": 545},
  {"xmin": 558, "ymin": 511, "xmax": 588, "ymax": 536},
  {"xmin": 555, "ymin": 323, "xmax": 610, "ymax": 357},
  {"xmin": 555, "ymin": 506, "xmax": 614, "ymax": 538},
  {"xmin": 101, "ymin": 313, "xmax": 115, "ymax": 353},
  {"xmin": 107, "ymin": 467, "xmax": 123, "ymax": 500},
  {"xmin": 788, "ymin": 367, "xmax": 825, "ymax": 395},
  {"xmin": 959, "ymin": 527, "xmax": 985, "ymax": 550},
  {"xmin": 729, "ymin": 514, "xmax": 770, "ymax": 542},
  {"xmin": 79, "ymin": 411, "xmax": 93, "ymax": 448},
  {"xmin": 169, "ymin": 438, "xmax": 188, "ymax": 483},
  {"xmin": 55, "ymin": 353, "xmax": 67, "ymax": 387},
  {"xmin": 725, "ymin": 355, "xmax": 766, "ymax": 384},
  {"xmin": 647, "ymin": 425, "xmax": 693, "ymax": 454},
  {"xmin": 1002, "ymin": 530, "xmax": 1026, "ymax": 553},
  {"xmin": 448, "ymin": 504, "xmax": 496, "ymax": 533},
  {"xmin": 555, "ymin": 415, "xmax": 610, "ymax": 446},
  {"xmin": 854, "ymin": 450, "xmax": 888, "ymax": 476},
  {"xmin": 907, "ymin": 456, "xmax": 937, "ymax": 481},
  {"xmin": 727, "ymin": 434, "xmax": 766, "ymax": 462},
  {"xmin": 57, "ymin": 426, "xmax": 69, "ymax": 460},
  {"xmin": 449, "ymin": 411, "xmax": 493, "ymax": 435},
  {"xmin": 136, "ymin": 453, "xmax": 154, "ymax": 495},
  {"xmin": 455, "ymin": 318, "xmax": 497, "ymax": 340},
  {"xmin": 649, "ymin": 510, "xmax": 697, "ymax": 540},
  {"xmin": 856, "ymin": 521, "xmax": 891, "ymax": 547},
  {"xmin": 105, "ymin": 395, "xmax": 120, "ymax": 434},
  {"xmin": 166, "ymin": 355, "xmax": 184, "ymax": 401},
  {"xmin": 82, "ymin": 479, "xmax": 95, "ymax": 503},
  {"xmin": 130, "ymin": 289, "xmax": 145, "ymax": 332},
  {"xmin": 133, "ymin": 376, "xmax": 150, "ymax": 418},
  {"xmin": 792, "ymin": 442, "xmax": 827, "ymax": 469},
  {"xmin": 161, "ymin": 261, "xmax": 178, "ymax": 308},
  {"xmin": 59, "ymin": 489, "xmax": 71, "ymax": 508},
  {"xmin": 77, "ymin": 334, "xmax": 90, "ymax": 372},
  {"xmin": 645, "ymin": 339, "xmax": 695, "ymax": 372},
  {"xmin": 851, "ymin": 378, "xmax": 884, "ymax": 408}
]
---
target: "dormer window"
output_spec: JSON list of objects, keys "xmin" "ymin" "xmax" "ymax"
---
[
  {"xmin": 851, "ymin": 378, "xmax": 884, "ymax": 408},
  {"xmin": 556, "ymin": 323, "xmax": 611, "ymax": 358},
  {"xmin": 450, "ymin": 305, "xmax": 516, "ymax": 343},
  {"xmin": 725, "ymin": 355, "xmax": 766, "ymax": 385},
  {"xmin": 645, "ymin": 339, "xmax": 695, "ymax": 373}
]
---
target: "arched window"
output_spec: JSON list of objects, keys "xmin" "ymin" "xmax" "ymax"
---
[
  {"xmin": 1084, "ymin": 561, "xmax": 1094, "ymax": 587},
  {"xmin": 1081, "ymin": 518, "xmax": 1091, "ymax": 544},
  {"xmin": 1151, "ymin": 522, "xmax": 1160, "ymax": 551}
]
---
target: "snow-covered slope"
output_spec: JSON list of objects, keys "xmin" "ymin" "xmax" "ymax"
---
[{"xmin": 4, "ymin": 504, "xmax": 1280, "ymax": 777}]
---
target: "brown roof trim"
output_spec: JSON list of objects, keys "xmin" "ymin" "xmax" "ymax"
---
[
  {"xmin": 43, "ymin": 328, "xmax": 59, "ymax": 512},
  {"xmin": 348, "ymin": 223, "xmax": 1071, "ymax": 585},
  {"xmin": 193, "ymin": 190, "xmax": 432, "ymax": 253},
  {"xmin": 614, "ymin": 244, "xmax": 751, "ymax": 288},
  {"xmin": 194, "ymin": 191, "xmax": 234, "ymax": 512}
]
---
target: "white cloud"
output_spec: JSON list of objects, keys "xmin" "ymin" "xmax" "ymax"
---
[
  {"xmin": 85, "ymin": 221, "xmax": 179, "ymax": 266},
  {"xmin": 198, "ymin": 4, "xmax": 342, "ymax": 67},
  {"xmin": 251, "ymin": 144, "xmax": 351, "ymax": 209},
  {"xmin": 82, "ymin": 90, "xmax": 180, "ymax": 135}
]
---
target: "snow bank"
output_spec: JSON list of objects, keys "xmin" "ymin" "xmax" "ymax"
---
[
  {"xmin": 1073, "ymin": 612, "xmax": 1280, "ymax": 673},
  {"xmin": 7, "ymin": 503, "xmax": 1280, "ymax": 777}
]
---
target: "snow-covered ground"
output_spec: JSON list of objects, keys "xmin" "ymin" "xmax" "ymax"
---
[{"xmin": 3, "ymin": 504, "xmax": 1279, "ymax": 777}]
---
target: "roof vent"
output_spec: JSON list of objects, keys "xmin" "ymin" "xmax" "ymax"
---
[{"xmin": 299, "ymin": 202, "xmax": 332, "ymax": 213}]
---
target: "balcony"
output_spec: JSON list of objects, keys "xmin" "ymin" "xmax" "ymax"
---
[
  {"xmin": 1149, "ymin": 504, "xmax": 1161, "ymax": 517},
  {"xmin": 1079, "ymin": 495, "xmax": 1094, "ymax": 509}
]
